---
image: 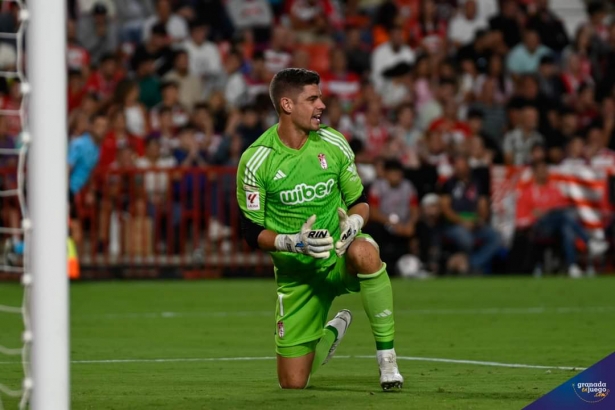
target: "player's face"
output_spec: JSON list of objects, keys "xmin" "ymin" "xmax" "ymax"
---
[{"xmin": 291, "ymin": 84, "xmax": 326, "ymax": 132}]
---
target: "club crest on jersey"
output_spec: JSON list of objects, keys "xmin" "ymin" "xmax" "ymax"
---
[{"xmin": 318, "ymin": 153, "xmax": 328, "ymax": 169}]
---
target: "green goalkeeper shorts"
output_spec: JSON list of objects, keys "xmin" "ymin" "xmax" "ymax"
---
[{"xmin": 274, "ymin": 233, "xmax": 377, "ymax": 358}]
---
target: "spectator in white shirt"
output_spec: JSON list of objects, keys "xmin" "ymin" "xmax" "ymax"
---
[
  {"xmin": 448, "ymin": 0, "xmax": 488, "ymax": 48},
  {"xmin": 371, "ymin": 25, "xmax": 416, "ymax": 94},
  {"xmin": 164, "ymin": 50, "xmax": 203, "ymax": 110},
  {"xmin": 264, "ymin": 26, "xmax": 293, "ymax": 75},
  {"xmin": 142, "ymin": 0, "xmax": 189, "ymax": 43},
  {"xmin": 224, "ymin": 50, "xmax": 248, "ymax": 109},
  {"xmin": 77, "ymin": 3, "xmax": 118, "ymax": 66},
  {"xmin": 116, "ymin": 0, "xmax": 155, "ymax": 43},
  {"xmin": 182, "ymin": 21, "xmax": 223, "ymax": 97},
  {"xmin": 226, "ymin": 0, "xmax": 273, "ymax": 43},
  {"xmin": 135, "ymin": 136, "xmax": 177, "ymax": 205}
]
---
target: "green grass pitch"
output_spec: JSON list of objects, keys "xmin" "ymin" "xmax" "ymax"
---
[{"xmin": 1, "ymin": 276, "xmax": 615, "ymax": 409}]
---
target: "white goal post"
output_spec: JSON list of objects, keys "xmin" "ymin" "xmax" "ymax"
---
[{"xmin": 27, "ymin": 0, "xmax": 69, "ymax": 409}]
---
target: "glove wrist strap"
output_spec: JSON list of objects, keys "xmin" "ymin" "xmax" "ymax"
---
[
  {"xmin": 349, "ymin": 214, "xmax": 365, "ymax": 230},
  {"xmin": 274, "ymin": 233, "xmax": 299, "ymax": 253}
]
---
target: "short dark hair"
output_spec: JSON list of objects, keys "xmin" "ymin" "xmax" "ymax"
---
[
  {"xmin": 539, "ymin": 55, "xmax": 555, "ymax": 65},
  {"xmin": 269, "ymin": 68, "xmax": 320, "ymax": 113},
  {"xmin": 189, "ymin": 20, "xmax": 208, "ymax": 31},
  {"xmin": 158, "ymin": 106, "xmax": 172, "ymax": 116},
  {"xmin": 179, "ymin": 124, "xmax": 196, "ymax": 134},
  {"xmin": 99, "ymin": 53, "xmax": 116, "ymax": 64},
  {"xmin": 467, "ymin": 108, "xmax": 484, "ymax": 120},
  {"xmin": 384, "ymin": 159, "xmax": 403, "ymax": 172},
  {"xmin": 194, "ymin": 102, "xmax": 209, "ymax": 111},
  {"xmin": 396, "ymin": 102, "xmax": 414, "ymax": 118},
  {"xmin": 151, "ymin": 22, "xmax": 167, "ymax": 37},
  {"xmin": 145, "ymin": 134, "xmax": 161, "ymax": 146},
  {"xmin": 174, "ymin": 49, "xmax": 188, "ymax": 60},
  {"xmin": 587, "ymin": 1, "xmax": 606, "ymax": 16},
  {"xmin": 160, "ymin": 80, "xmax": 178, "ymax": 91},
  {"xmin": 531, "ymin": 142, "xmax": 546, "ymax": 152},
  {"xmin": 89, "ymin": 112, "xmax": 107, "ymax": 123}
]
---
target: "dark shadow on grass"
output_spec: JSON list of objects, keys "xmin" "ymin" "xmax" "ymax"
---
[{"xmin": 306, "ymin": 376, "xmax": 401, "ymax": 394}]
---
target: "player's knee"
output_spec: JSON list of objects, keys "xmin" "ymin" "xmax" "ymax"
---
[
  {"xmin": 278, "ymin": 376, "xmax": 309, "ymax": 389},
  {"xmin": 347, "ymin": 239, "xmax": 381, "ymax": 274}
]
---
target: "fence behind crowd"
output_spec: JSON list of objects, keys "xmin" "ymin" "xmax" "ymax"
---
[{"xmin": 0, "ymin": 164, "xmax": 614, "ymax": 279}]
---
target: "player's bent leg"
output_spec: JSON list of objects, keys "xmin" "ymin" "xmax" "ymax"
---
[
  {"xmin": 346, "ymin": 238, "xmax": 404, "ymax": 391},
  {"xmin": 277, "ymin": 348, "xmax": 315, "ymax": 389}
]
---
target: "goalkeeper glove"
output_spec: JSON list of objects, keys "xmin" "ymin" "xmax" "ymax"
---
[
  {"xmin": 335, "ymin": 208, "xmax": 364, "ymax": 257},
  {"xmin": 274, "ymin": 215, "xmax": 333, "ymax": 259}
]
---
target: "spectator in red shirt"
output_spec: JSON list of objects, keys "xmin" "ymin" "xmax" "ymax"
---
[
  {"xmin": 428, "ymin": 100, "xmax": 471, "ymax": 147},
  {"xmin": 573, "ymin": 84, "xmax": 599, "ymax": 129},
  {"xmin": 561, "ymin": 52, "xmax": 594, "ymax": 96},
  {"xmin": 98, "ymin": 110, "xmax": 145, "ymax": 170},
  {"xmin": 86, "ymin": 54, "xmax": 124, "ymax": 103},
  {"xmin": 1, "ymin": 79, "xmax": 22, "ymax": 137},
  {"xmin": 354, "ymin": 101, "xmax": 390, "ymax": 159},
  {"xmin": 68, "ymin": 69, "xmax": 87, "ymax": 114},
  {"xmin": 321, "ymin": 48, "xmax": 361, "ymax": 112},
  {"xmin": 516, "ymin": 160, "xmax": 607, "ymax": 277},
  {"xmin": 408, "ymin": 0, "xmax": 448, "ymax": 55}
]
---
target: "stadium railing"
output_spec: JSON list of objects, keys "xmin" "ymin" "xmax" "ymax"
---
[{"xmin": 0, "ymin": 164, "xmax": 613, "ymax": 279}]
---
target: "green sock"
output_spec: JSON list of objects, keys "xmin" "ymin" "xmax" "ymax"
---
[
  {"xmin": 311, "ymin": 326, "xmax": 337, "ymax": 375},
  {"xmin": 358, "ymin": 263, "xmax": 395, "ymax": 350}
]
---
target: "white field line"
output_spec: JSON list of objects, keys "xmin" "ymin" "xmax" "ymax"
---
[
  {"xmin": 73, "ymin": 306, "xmax": 615, "ymax": 320},
  {"xmin": 0, "ymin": 355, "xmax": 587, "ymax": 371}
]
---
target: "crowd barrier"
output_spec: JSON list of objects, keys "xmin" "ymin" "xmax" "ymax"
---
[{"xmin": 1, "ymin": 164, "xmax": 614, "ymax": 279}]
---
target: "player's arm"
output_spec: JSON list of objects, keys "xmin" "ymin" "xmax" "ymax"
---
[
  {"xmin": 236, "ymin": 150, "xmax": 333, "ymax": 258},
  {"xmin": 239, "ymin": 204, "xmax": 333, "ymax": 258}
]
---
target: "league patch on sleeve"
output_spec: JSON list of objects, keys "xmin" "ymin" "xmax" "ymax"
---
[{"xmin": 246, "ymin": 191, "xmax": 260, "ymax": 210}]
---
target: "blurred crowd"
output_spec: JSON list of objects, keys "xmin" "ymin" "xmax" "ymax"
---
[{"xmin": 0, "ymin": 0, "xmax": 614, "ymax": 276}]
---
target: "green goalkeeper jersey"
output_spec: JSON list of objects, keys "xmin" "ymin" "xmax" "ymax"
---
[{"xmin": 237, "ymin": 124, "xmax": 363, "ymax": 273}]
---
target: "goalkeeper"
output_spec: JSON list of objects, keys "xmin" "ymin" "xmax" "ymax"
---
[{"xmin": 237, "ymin": 68, "xmax": 403, "ymax": 390}]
